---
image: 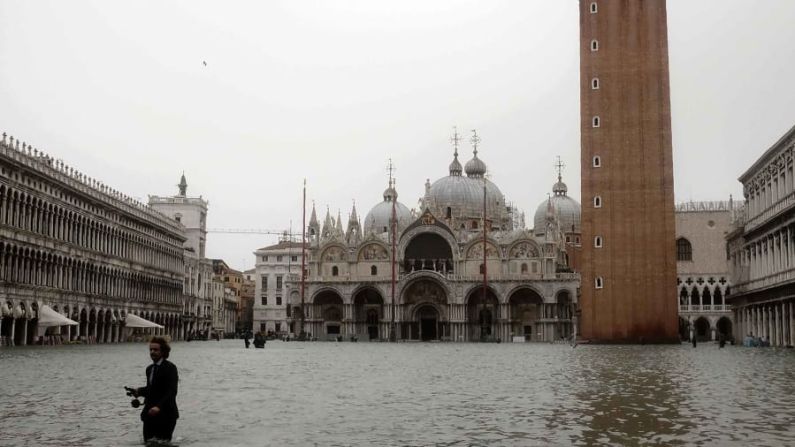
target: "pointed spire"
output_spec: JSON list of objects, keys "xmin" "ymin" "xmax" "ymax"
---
[
  {"xmin": 336, "ymin": 209, "xmax": 344, "ymax": 234},
  {"xmin": 322, "ymin": 207, "xmax": 334, "ymax": 239},
  {"xmin": 178, "ymin": 172, "xmax": 188, "ymax": 196},
  {"xmin": 309, "ymin": 201, "xmax": 318, "ymax": 225},
  {"xmin": 350, "ymin": 199, "xmax": 358, "ymax": 223}
]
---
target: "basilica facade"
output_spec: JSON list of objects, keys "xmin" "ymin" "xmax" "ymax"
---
[{"xmin": 292, "ymin": 139, "xmax": 581, "ymax": 342}]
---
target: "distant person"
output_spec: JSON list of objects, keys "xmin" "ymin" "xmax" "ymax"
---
[
  {"xmin": 127, "ymin": 337, "xmax": 179, "ymax": 443},
  {"xmin": 692, "ymin": 336, "xmax": 697, "ymax": 348}
]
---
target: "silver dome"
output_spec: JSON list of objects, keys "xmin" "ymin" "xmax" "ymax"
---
[
  {"xmin": 533, "ymin": 178, "xmax": 581, "ymax": 235},
  {"xmin": 429, "ymin": 175, "xmax": 505, "ymax": 219},
  {"xmin": 449, "ymin": 155, "xmax": 463, "ymax": 176},
  {"xmin": 464, "ymin": 152, "xmax": 487, "ymax": 178},
  {"xmin": 364, "ymin": 198, "xmax": 412, "ymax": 234}
]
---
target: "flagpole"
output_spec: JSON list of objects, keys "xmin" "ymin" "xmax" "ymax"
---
[
  {"xmin": 300, "ymin": 179, "xmax": 306, "ymax": 340},
  {"xmin": 390, "ymin": 162, "xmax": 397, "ymax": 342},
  {"xmin": 482, "ymin": 174, "xmax": 487, "ymax": 341}
]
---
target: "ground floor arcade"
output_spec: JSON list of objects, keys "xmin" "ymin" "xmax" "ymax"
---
[
  {"xmin": 295, "ymin": 277, "xmax": 577, "ymax": 342},
  {"xmin": 734, "ymin": 299, "xmax": 795, "ymax": 347},
  {"xmin": 0, "ymin": 292, "xmax": 210, "ymax": 347}
]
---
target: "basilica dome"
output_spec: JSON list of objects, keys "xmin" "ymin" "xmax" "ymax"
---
[
  {"xmin": 427, "ymin": 147, "xmax": 508, "ymax": 224},
  {"xmin": 429, "ymin": 176, "xmax": 505, "ymax": 215},
  {"xmin": 533, "ymin": 176, "xmax": 581, "ymax": 235},
  {"xmin": 364, "ymin": 183, "xmax": 412, "ymax": 234}
]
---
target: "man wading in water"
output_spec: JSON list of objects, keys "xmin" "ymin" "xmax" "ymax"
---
[{"xmin": 128, "ymin": 337, "xmax": 179, "ymax": 443}]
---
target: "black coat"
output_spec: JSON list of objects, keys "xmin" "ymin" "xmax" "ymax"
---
[{"xmin": 138, "ymin": 359, "xmax": 179, "ymax": 420}]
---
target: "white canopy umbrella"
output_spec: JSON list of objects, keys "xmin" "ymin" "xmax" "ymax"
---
[
  {"xmin": 37, "ymin": 305, "xmax": 78, "ymax": 327},
  {"xmin": 36, "ymin": 305, "xmax": 78, "ymax": 338},
  {"xmin": 124, "ymin": 313, "xmax": 164, "ymax": 329}
]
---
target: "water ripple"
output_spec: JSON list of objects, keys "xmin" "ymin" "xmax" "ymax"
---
[{"xmin": 1, "ymin": 342, "xmax": 794, "ymax": 446}]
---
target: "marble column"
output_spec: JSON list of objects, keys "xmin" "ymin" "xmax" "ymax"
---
[
  {"xmin": 8, "ymin": 319, "xmax": 15, "ymax": 346},
  {"xmin": 790, "ymin": 301, "xmax": 795, "ymax": 347},
  {"xmin": 20, "ymin": 319, "xmax": 27, "ymax": 346}
]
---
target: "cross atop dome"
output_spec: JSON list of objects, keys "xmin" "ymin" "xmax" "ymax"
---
[
  {"xmin": 470, "ymin": 129, "xmax": 481, "ymax": 156},
  {"xmin": 555, "ymin": 156, "xmax": 565, "ymax": 182},
  {"xmin": 450, "ymin": 126, "xmax": 461, "ymax": 155},
  {"xmin": 552, "ymin": 155, "xmax": 568, "ymax": 196}
]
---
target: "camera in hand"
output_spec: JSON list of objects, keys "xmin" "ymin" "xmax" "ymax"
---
[{"xmin": 124, "ymin": 386, "xmax": 141, "ymax": 408}]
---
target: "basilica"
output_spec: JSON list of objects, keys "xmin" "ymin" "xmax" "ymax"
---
[{"xmin": 293, "ymin": 134, "xmax": 581, "ymax": 342}]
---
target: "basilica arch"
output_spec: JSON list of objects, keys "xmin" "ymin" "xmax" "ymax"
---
[
  {"xmin": 400, "ymin": 277, "xmax": 449, "ymax": 341},
  {"xmin": 310, "ymin": 288, "xmax": 344, "ymax": 338},
  {"xmin": 465, "ymin": 286, "xmax": 500, "ymax": 341},
  {"xmin": 352, "ymin": 286, "xmax": 385, "ymax": 340},
  {"xmin": 507, "ymin": 287, "xmax": 544, "ymax": 341},
  {"xmin": 402, "ymin": 232, "xmax": 455, "ymax": 275}
]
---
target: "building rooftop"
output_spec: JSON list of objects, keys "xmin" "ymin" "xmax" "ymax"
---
[{"xmin": 256, "ymin": 241, "xmax": 308, "ymax": 251}]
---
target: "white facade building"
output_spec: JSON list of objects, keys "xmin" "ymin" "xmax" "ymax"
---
[
  {"xmin": 252, "ymin": 240, "xmax": 305, "ymax": 335},
  {"xmin": 675, "ymin": 201, "xmax": 740, "ymax": 341},
  {"xmin": 149, "ymin": 174, "xmax": 213, "ymax": 337}
]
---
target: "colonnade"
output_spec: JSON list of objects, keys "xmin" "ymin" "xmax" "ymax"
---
[
  {"xmin": 745, "ymin": 155, "xmax": 794, "ymax": 219},
  {"xmin": 0, "ymin": 300, "xmax": 200, "ymax": 347},
  {"xmin": 0, "ymin": 182, "xmax": 183, "ymax": 273},
  {"xmin": 734, "ymin": 225, "xmax": 795, "ymax": 282},
  {"xmin": 735, "ymin": 300, "xmax": 795, "ymax": 347},
  {"xmin": 301, "ymin": 300, "xmax": 574, "ymax": 342}
]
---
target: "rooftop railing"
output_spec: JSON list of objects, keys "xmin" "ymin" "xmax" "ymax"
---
[{"xmin": 0, "ymin": 132, "xmax": 183, "ymax": 233}]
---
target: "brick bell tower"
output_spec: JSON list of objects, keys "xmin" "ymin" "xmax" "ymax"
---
[{"xmin": 579, "ymin": 0, "xmax": 679, "ymax": 343}]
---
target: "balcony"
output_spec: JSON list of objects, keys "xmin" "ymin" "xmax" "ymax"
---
[
  {"xmin": 744, "ymin": 191, "xmax": 795, "ymax": 233},
  {"xmin": 733, "ymin": 265, "xmax": 795, "ymax": 295},
  {"xmin": 679, "ymin": 304, "xmax": 732, "ymax": 313}
]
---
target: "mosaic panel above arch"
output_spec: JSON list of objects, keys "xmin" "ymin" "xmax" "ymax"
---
[
  {"xmin": 467, "ymin": 242, "xmax": 499, "ymax": 259},
  {"xmin": 509, "ymin": 241, "xmax": 539, "ymax": 259},
  {"xmin": 321, "ymin": 246, "xmax": 346, "ymax": 262},
  {"xmin": 403, "ymin": 279, "xmax": 447, "ymax": 306},
  {"xmin": 358, "ymin": 243, "xmax": 388, "ymax": 261}
]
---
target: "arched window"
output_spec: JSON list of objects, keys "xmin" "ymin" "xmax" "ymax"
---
[
  {"xmin": 594, "ymin": 236, "xmax": 603, "ymax": 248},
  {"xmin": 592, "ymin": 116, "xmax": 600, "ymax": 127},
  {"xmin": 703, "ymin": 287, "xmax": 713, "ymax": 307},
  {"xmin": 691, "ymin": 287, "xmax": 701, "ymax": 306},
  {"xmin": 592, "ymin": 77, "xmax": 600, "ymax": 89},
  {"xmin": 521, "ymin": 263, "xmax": 528, "ymax": 274},
  {"xmin": 677, "ymin": 238, "xmax": 693, "ymax": 261},
  {"xmin": 594, "ymin": 196, "xmax": 602, "ymax": 208},
  {"xmin": 332, "ymin": 266, "xmax": 339, "ymax": 276},
  {"xmin": 595, "ymin": 277, "xmax": 604, "ymax": 289},
  {"xmin": 593, "ymin": 155, "xmax": 601, "ymax": 167},
  {"xmin": 591, "ymin": 39, "xmax": 599, "ymax": 51},
  {"xmin": 370, "ymin": 265, "xmax": 377, "ymax": 276},
  {"xmin": 714, "ymin": 287, "xmax": 724, "ymax": 307},
  {"xmin": 446, "ymin": 207, "xmax": 452, "ymax": 218},
  {"xmin": 590, "ymin": 2, "xmax": 598, "ymax": 13},
  {"xmin": 479, "ymin": 264, "xmax": 485, "ymax": 274}
]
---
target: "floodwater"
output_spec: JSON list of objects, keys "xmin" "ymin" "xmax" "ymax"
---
[{"xmin": 1, "ymin": 341, "xmax": 794, "ymax": 447}]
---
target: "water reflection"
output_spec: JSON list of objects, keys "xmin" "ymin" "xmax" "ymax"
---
[
  {"xmin": 569, "ymin": 347, "xmax": 694, "ymax": 446},
  {"xmin": 0, "ymin": 342, "xmax": 793, "ymax": 446}
]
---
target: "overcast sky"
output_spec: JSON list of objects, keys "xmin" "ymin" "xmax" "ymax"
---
[{"xmin": 2, "ymin": 1, "xmax": 794, "ymax": 271}]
